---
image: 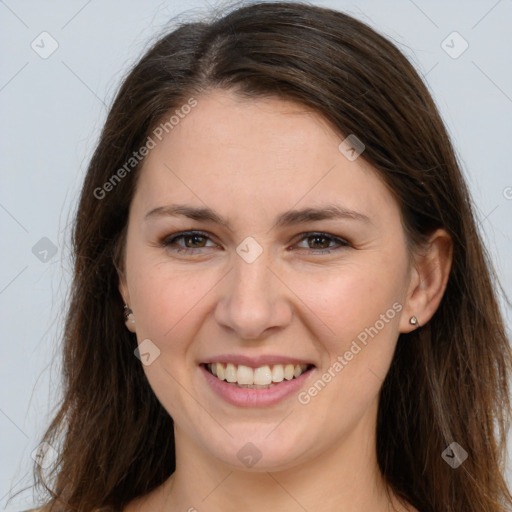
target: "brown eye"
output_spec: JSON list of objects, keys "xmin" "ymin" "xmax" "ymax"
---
[
  {"xmin": 182, "ymin": 234, "xmax": 207, "ymax": 248},
  {"xmin": 161, "ymin": 231, "xmax": 215, "ymax": 254},
  {"xmin": 295, "ymin": 232, "xmax": 350, "ymax": 254},
  {"xmin": 308, "ymin": 235, "xmax": 331, "ymax": 250}
]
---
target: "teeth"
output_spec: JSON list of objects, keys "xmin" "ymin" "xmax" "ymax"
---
[
  {"xmin": 237, "ymin": 365, "xmax": 253, "ymax": 385},
  {"xmin": 225, "ymin": 363, "xmax": 237, "ymax": 383},
  {"xmin": 271, "ymin": 364, "xmax": 284, "ymax": 383},
  {"xmin": 216, "ymin": 363, "xmax": 226, "ymax": 381},
  {"xmin": 284, "ymin": 364, "xmax": 295, "ymax": 380},
  {"xmin": 254, "ymin": 365, "xmax": 272, "ymax": 385},
  {"xmin": 207, "ymin": 363, "xmax": 309, "ymax": 386}
]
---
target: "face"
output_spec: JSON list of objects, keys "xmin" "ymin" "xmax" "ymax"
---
[{"xmin": 119, "ymin": 89, "xmax": 417, "ymax": 472}]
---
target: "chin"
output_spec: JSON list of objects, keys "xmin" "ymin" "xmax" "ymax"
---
[{"xmin": 201, "ymin": 425, "xmax": 316, "ymax": 472}]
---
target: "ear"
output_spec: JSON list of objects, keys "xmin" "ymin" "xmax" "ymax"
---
[
  {"xmin": 400, "ymin": 228, "xmax": 453, "ymax": 333},
  {"xmin": 118, "ymin": 270, "xmax": 129, "ymax": 305},
  {"xmin": 118, "ymin": 270, "xmax": 137, "ymax": 334}
]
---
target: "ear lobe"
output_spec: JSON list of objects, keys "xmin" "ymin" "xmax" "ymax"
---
[
  {"xmin": 400, "ymin": 228, "xmax": 453, "ymax": 332},
  {"xmin": 124, "ymin": 306, "xmax": 137, "ymax": 333}
]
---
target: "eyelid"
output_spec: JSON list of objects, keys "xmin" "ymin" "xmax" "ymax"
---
[
  {"xmin": 292, "ymin": 231, "xmax": 350, "ymax": 250},
  {"xmin": 160, "ymin": 230, "xmax": 350, "ymax": 254},
  {"xmin": 160, "ymin": 230, "xmax": 216, "ymax": 248}
]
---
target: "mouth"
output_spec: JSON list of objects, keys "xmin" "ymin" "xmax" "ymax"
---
[{"xmin": 203, "ymin": 362, "xmax": 314, "ymax": 389}]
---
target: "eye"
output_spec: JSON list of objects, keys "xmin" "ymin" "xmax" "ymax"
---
[
  {"xmin": 160, "ymin": 230, "xmax": 350, "ymax": 255},
  {"xmin": 294, "ymin": 232, "xmax": 350, "ymax": 254},
  {"xmin": 161, "ymin": 230, "xmax": 217, "ymax": 254}
]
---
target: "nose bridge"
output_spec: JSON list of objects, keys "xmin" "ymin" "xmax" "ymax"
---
[
  {"xmin": 214, "ymin": 245, "xmax": 291, "ymax": 340},
  {"xmin": 233, "ymin": 249, "xmax": 273, "ymax": 300}
]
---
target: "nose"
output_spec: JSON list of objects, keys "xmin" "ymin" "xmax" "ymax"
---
[{"xmin": 214, "ymin": 250, "xmax": 293, "ymax": 341}]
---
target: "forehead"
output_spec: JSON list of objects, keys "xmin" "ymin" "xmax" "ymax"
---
[
  {"xmin": 132, "ymin": 89, "xmax": 400, "ymax": 227},
  {"xmin": 152, "ymin": 90, "xmax": 340, "ymax": 168}
]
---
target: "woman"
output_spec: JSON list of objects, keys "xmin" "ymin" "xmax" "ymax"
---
[{"xmin": 27, "ymin": 1, "xmax": 512, "ymax": 511}]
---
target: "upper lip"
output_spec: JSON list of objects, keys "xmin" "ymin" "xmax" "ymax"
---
[{"xmin": 202, "ymin": 354, "xmax": 316, "ymax": 368}]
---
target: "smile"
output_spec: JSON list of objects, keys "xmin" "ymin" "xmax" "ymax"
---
[
  {"xmin": 206, "ymin": 362, "xmax": 311, "ymax": 388},
  {"xmin": 201, "ymin": 356, "xmax": 316, "ymax": 407}
]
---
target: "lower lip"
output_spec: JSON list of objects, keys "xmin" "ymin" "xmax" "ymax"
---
[{"xmin": 201, "ymin": 365, "xmax": 314, "ymax": 408}]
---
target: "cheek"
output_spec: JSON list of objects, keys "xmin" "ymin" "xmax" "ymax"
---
[
  {"xmin": 290, "ymin": 255, "xmax": 406, "ymax": 406},
  {"xmin": 289, "ymin": 256, "xmax": 407, "ymax": 346},
  {"xmin": 128, "ymin": 251, "xmax": 215, "ymax": 340},
  {"xmin": 127, "ymin": 260, "xmax": 217, "ymax": 421},
  {"xmin": 312, "ymin": 277, "xmax": 405, "ymax": 418}
]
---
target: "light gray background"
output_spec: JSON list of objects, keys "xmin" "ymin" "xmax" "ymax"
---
[{"xmin": 1, "ymin": 0, "xmax": 511, "ymax": 509}]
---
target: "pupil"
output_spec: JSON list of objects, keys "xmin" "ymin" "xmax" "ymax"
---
[
  {"xmin": 188, "ymin": 235, "xmax": 204, "ymax": 247},
  {"xmin": 311, "ymin": 236, "xmax": 328, "ymax": 249}
]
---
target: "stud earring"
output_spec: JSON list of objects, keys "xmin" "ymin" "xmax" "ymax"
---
[
  {"xmin": 409, "ymin": 316, "xmax": 418, "ymax": 326},
  {"xmin": 123, "ymin": 304, "xmax": 133, "ymax": 321}
]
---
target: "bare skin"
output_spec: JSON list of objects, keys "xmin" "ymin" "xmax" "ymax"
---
[{"xmin": 120, "ymin": 89, "xmax": 451, "ymax": 512}]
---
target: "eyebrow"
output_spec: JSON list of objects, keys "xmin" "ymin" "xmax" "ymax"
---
[{"xmin": 144, "ymin": 203, "xmax": 371, "ymax": 230}]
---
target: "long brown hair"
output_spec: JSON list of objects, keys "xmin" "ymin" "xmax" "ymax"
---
[{"xmin": 32, "ymin": 2, "xmax": 512, "ymax": 511}]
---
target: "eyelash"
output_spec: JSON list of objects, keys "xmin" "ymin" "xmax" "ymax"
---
[{"xmin": 160, "ymin": 230, "xmax": 350, "ymax": 255}]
